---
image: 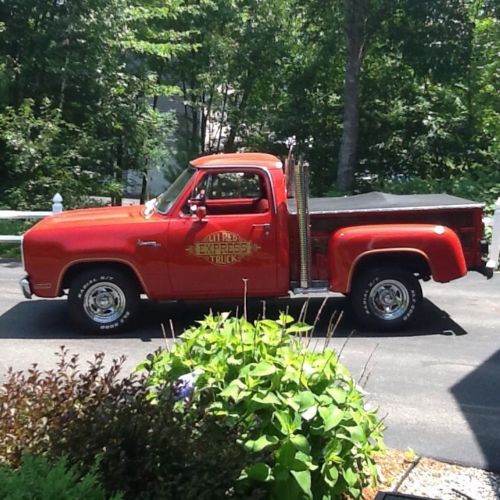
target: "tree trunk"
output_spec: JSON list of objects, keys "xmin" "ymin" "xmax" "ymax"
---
[
  {"xmin": 139, "ymin": 90, "xmax": 160, "ymax": 204},
  {"xmin": 216, "ymin": 86, "xmax": 229, "ymax": 153},
  {"xmin": 224, "ymin": 87, "xmax": 250, "ymax": 153},
  {"xmin": 337, "ymin": 0, "xmax": 367, "ymax": 192},
  {"xmin": 139, "ymin": 170, "xmax": 148, "ymax": 204}
]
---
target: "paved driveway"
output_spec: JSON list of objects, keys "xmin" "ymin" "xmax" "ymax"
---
[{"xmin": 1, "ymin": 260, "xmax": 499, "ymax": 471}]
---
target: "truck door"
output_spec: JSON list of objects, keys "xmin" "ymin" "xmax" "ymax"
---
[{"xmin": 166, "ymin": 168, "xmax": 280, "ymax": 298}]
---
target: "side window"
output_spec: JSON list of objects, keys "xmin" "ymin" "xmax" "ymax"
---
[
  {"xmin": 190, "ymin": 171, "xmax": 269, "ymax": 215},
  {"xmin": 203, "ymin": 172, "xmax": 263, "ymax": 199}
]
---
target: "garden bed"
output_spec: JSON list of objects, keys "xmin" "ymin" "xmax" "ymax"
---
[{"xmin": 363, "ymin": 449, "xmax": 500, "ymax": 500}]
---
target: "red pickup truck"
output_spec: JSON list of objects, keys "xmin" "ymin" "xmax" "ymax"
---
[{"xmin": 20, "ymin": 152, "xmax": 493, "ymax": 333}]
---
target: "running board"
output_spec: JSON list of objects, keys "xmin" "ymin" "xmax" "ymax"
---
[{"xmin": 290, "ymin": 280, "xmax": 330, "ymax": 295}]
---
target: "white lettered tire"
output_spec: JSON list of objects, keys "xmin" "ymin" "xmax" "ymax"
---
[
  {"xmin": 350, "ymin": 267, "xmax": 422, "ymax": 331},
  {"xmin": 68, "ymin": 267, "xmax": 139, "ymax": 334}
]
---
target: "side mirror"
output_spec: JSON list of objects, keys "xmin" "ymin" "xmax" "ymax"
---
[{"xmin": 195, "ymin": 205, "xmax": 207, "ymax": 221}]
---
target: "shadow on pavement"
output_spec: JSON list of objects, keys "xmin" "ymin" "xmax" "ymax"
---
[
  {"xmin": 0, "ymin": 295, "xmax": 467, "ymax": 340},
  {"xmin": 451, "ymin": 349, "xmax": 500, "ymax": 473}
]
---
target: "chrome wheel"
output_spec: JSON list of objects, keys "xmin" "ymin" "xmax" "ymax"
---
[
  {"xmin": 368, "ymin": 279, "xmax": 410, "ymax": 320},
  {"xmin": 82, "ymin": 282, "xmax": 126, "ymax": 324}
]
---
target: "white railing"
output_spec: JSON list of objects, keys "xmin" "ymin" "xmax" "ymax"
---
[
  {"xmin": 0, "ymin": 193, "xmax": 63, "ymax": 244},
  {"xmin": 486, "ymin": 197, "xmax": 500, "ymax": 272}
]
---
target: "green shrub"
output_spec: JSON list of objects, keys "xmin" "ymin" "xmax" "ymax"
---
[
  {"xmin": 0, "ymin": 454, "xmax": 121, "ymax": 500},
  {"xmin": 140, "ymin": 314, "xmax": 384, "ymax": 499},
  {"xmin": 383, "ymin": 167, "xmax": 500, "ymax": 216},
  {"xmin": 62, "ymin": 384, "xmax": 264, "ymax": 499},
  {"xmin": 0, "ymin": 348, "xmax": 261, "ymax": 499},
  {"xmin": 0, "ymin": 220, "xmax": 36, "ymax": 259}
]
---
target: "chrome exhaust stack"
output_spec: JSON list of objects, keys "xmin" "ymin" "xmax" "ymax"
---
[{"xmin": 294, "ymin": 158, "xmax": 312, "ymax": 290}]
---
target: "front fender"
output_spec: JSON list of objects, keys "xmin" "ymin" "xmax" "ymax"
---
[{"xmin": 328, "ymin": 224, "xmax": 467, "ymax": 293}]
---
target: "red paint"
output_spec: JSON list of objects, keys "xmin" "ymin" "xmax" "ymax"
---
[
  {"xmin": 22, "ymin": 152, "xmax": 484, "ymax": 301},
  {"xmin": 327, "ymin": 224, "xmax": 467, "ymax": 293}
]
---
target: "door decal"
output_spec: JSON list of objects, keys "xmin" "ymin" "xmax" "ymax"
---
[{"xmin": 186, "ymin": 230, "xmax": 260, "ymax": 266}]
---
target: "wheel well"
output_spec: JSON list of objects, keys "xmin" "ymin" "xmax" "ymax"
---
[
  {"xmin": 60, "ymin": 262, "xmax": 144, "ymax": 294},
  {"xmin": 349, "ymin": 252, "xmax": 431, "ymax": 290}
]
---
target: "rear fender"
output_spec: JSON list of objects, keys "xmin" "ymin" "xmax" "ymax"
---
[{"xmin": 328, "ymin": 224, "xmax": 467, "ymax": 293}]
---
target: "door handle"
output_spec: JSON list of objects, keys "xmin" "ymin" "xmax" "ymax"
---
[
  {"xmin": 137, "ymin": 240, "xmax": 161, "ymax": 248},
  {"xmin": 252, "ymin": 223, "xmax": 271, "ymax": 235}
]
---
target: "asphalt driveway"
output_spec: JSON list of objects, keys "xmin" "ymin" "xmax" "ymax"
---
[{"xmin": 0, "ymin": 260, "xmax": 499, "ymax": 472}]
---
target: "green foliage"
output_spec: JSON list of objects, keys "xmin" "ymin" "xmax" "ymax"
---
[
  {"xmin": 384, "ymin": 167, "xmax": 500, "ymax": 242},
  {"xmin": 0, "ymin": 99, "xmax": 93, "ymax": 209},
  {"xmin": 470, "ymin": 5, "xmax": 500, "ymax": 160},
  {"xmin": 345, "ymin": 163, "xmax": 500, "ymax": 243},
  {"xmin": 0, "ymin": 348, "xmax": 261, "ymax": 499},
  {"xmin": 0, "ymin": 220, "xmax": 34, "ymax": 259},
  {"xmin": 161, "ymin": 0, "xmax": 300, "ymax": 163},
  {"xmin": 141, "ymin": 314, "xmax": 384, "ymax": 499},
  {"xmin": 391, "ymin": 0, "xmax": 473, "ymax": 84},
  {"xmin": 0, "ymin": 0, "xmax": 497, "ymax": 200},
  {"xmin": 0, "ymin": 0, "xmax": 186, "ymax": 208},
  {"xmin": 0, "ymin": 455, "xmax": 121, "ymax": 500},
  {"xmin": 380, "ymin": 164, "xmax": 500, "ymax": 213},
  {"xmin": 355, "ymin": 0, "xmax": 498, "ymax": 191}
]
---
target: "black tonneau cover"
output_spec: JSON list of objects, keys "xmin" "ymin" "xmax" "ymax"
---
[{"xmin": 287, "ymin": 192, "xmax": 483, "ymax": 215}]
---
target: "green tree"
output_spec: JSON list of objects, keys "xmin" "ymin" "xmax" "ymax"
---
[{"xmin": 159, "ymin": 0, "xmax": 299, "ymax": 165}]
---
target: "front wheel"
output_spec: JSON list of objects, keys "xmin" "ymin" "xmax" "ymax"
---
[
  {"xmin": 350, "ymin": 267, "xmax": 422, "ymax": 331},
  {"xmin": 68, "ymin": 267, "xmax": 139, "ymax": 334}
]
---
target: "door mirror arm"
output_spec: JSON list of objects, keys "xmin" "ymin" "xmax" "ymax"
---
[{"xmin": 193, "ymin": 204, "xmax": 207, "ymax": 222}]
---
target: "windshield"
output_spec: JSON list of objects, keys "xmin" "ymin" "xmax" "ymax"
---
[{"xmin": 155, "ymin": 166, "xmax": 197, "ymax": 214}]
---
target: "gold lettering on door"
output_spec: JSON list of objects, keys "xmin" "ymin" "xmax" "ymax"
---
[{"xmin": 187, "ymin": 231, "xmax": 260, "ymax": 266}]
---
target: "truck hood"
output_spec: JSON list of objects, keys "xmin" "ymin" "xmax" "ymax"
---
[{"xmin": 28, "ymin": 205, "xmax": 146, "ymax": 232}]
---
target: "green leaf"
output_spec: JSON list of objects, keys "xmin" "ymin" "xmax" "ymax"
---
[
  {"xmin": 318, "ymin": 394, "xmax": 333, "ymax": 405},
  {"xmin": 290, "ymin": 434, "xmax": 310, "ymax": 454},
  {"xmin": 345, "ymin": 425, "xmax": 365, "ymax": 443},
  {"xmin": 253, "ymin": 392, "xmax": 281, "ymax": 406},
  {"xmin": 272, "ymin": 464, "xmax": 289, "ymax": 482},
  {"xmin": 292, "ymin": 451, "xmax": 317, "ymax": 471},
  {"xmin": 327, "ymin": 386, "xmax": 347, "ymax": 405},
  {"xmin": 319, "ymin": 406, "xmax": 344, "ymax": 432},
  {"xmin": 277, "ymin": 314, "xmax": 294, "ymax": 325},
  {"xmin": 325, "ymin": 440, "xmax": 343, "ymax": 462},
  {"xmin": 276, "ymin": 439, "xmax": 296, "ymax": 467},
  {"xmin": 324, "ymin": 465, "xmax": 339, "ymax": 487},
  {"xmin": 244, "ymin": 434, "xmax": 279, "ymax": 453},
  {"xmin": 246, "ymin": 463, "xmax": 273, "ymax": 482},
  {"xmin": 290, "ymin": 469, "xmax": 312, "ymax": 498},
  {"xmin": 286, "ymin": 323, "xmax": 313, "ymax": 333},
  {"xmin": 250, "ymin": 362, "xmax": 277, "ymax": 377},
  {"xmin": 281, "ymin": 395, "xmax": 300, "ymax": 412},
  {"xmin": 220, "ymin": 379, "xmax": 246, "ymax": 401},
  {"xmin": 295, "ymin": 391, "xmax": 316, "ymax": 411},
  {"xmin": 274, "ymin": 410, "xmax": 293, "ymax": 435},
  {"xmin": 259, "ymin": 319, "xmax": 281, "ymax": 332},
  {"xmin": 349, "ymin": 486, "xmax": 361, "ymax": 498},
  {"xmin": 343, "ymin": 467, "xmax": 357, "ymax": 487}
]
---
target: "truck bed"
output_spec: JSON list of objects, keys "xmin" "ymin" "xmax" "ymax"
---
[
  {"xmin": 287, "ymin": 192, "xmax": 485, "ymax": 280},
  {"xmin": 287, "ymin": 192, "xmax": 483, "ymax": 215}
]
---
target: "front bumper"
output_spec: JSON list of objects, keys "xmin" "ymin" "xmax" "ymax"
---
[{"xmin": 20, "ymin": 277, "xmax": 32, "ymax": 299}]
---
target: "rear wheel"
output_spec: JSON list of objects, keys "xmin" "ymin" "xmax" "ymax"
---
[
  {"xmin": 68, "ymin": 267, "xmax": 139, "ymax": 334},
  {"xmin": 350, "ymin": 266, "xmax": 422, "ymax": 331}
]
